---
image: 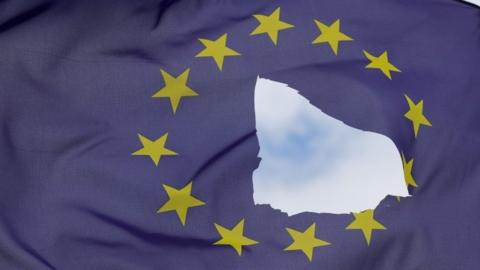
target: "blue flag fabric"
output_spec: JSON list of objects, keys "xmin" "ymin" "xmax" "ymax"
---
[{"xmin": 1, "ymin": 0, "xmax": 479, "ymax": 269}]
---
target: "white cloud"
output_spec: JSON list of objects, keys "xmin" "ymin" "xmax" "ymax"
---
[
  {"xmin": 253, "ymin": 78, "xmax": 408, "ymax": 215},
  {"xmin": 464, "ymin": 0, "xmax": 480, "ymax": 6}
]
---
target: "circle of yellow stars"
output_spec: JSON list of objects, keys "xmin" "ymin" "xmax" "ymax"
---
[{"xmin": 130, "ymin": 6, "xmax": 433, "ymax": 262}]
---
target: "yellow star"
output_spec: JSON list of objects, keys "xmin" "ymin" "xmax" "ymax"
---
[
  {"xmin": 402, "ymin": 153, "xmax": 418, "ymax": 188},
  {"xmin": 132, "ymin": 133, "xmax": 178, "ymax": 166},
  {"xmin": 196, "ymin": 33, "xmax": 241, "ymax": 71},
  {"xmin": 157, "ymin": 181, "xmax": 205, "ymax": 226},
  {"xmin": 363, "ymin": 50, "xmax": 401, "ymax": 79},
  {"xmin": 346, "ymin": 209, "xmax": 386, "ymax": 245},
  {"xmin": 250, "ymin": 7, "xmax": 294, "ymax": 45},
  {"xmin": 284, "ymin": 223, "xmax": 331, "ymax": 262},
  {"xmin": 404, "ymin": 94, "xmax": 432, "ymax": 137},
  {"xmin": 213, "ymin": 218, "xmax": 259, "ymax": 256},
  {"xmin": 152, "ymin": 68, "xmax": 198, "ymax": 114},
  {"xmin": 312, "ymin": 19, "xmax": 353, "ymax": 55}
]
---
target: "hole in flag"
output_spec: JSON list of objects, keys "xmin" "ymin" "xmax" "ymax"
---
[{"xmin": 253, "ymin": 78, "xmax": 408, "ymax": 215}]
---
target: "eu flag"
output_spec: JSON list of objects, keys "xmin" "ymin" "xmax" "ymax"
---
[{"xmin": 0, "ymin": 0, "xmax": 479, "ymax": 269}]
